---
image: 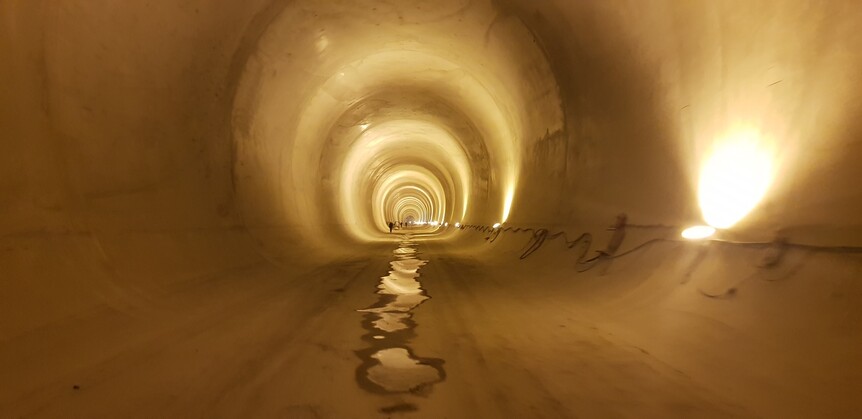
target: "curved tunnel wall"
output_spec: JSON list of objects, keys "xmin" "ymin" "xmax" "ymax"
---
[
  {"xmin": 231, "ymin": 1, "xmax": 561, "ymax": 247},
  {"xmin": 2, "ymin": 0, "xmax": 862, "ymax": 416}
]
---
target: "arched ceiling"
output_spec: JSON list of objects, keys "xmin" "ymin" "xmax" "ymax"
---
[
  {"xmin": 3, "ymin": 1, "xmax": 862, "ymax": 417},
  {"xmin": 231, "ymin": 0, "xmax": 562, "ymax": 245}
]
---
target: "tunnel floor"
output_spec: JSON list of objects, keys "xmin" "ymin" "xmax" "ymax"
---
[{"xmin": 0, "ymin": 235, "xmax": 753, "ymax": 418}]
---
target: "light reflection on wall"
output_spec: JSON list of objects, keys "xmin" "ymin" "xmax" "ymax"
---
[
  {"xmin": 502, "ymin": 185, "xmax": 515, "ymax": 223},
  {"xmin": 232, "ymin": 3, "xmax": 562, "ymax": 246},
  {"xmin": 302, "ymin": 50, "xmax": 524, "ymax": 242},
  {"xmin": 698, "ymin": 128, "xmax": 775, "ymax": 229},
  {"xmin": 376, "ymin": 172, "xmax": 444, "ymax": 233},
  {"xmin": 339, "ymin": 120, "xmax": 471, "ymax": 240}
]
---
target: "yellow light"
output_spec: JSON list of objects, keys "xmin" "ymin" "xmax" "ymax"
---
[
  {"xmin": 454, "ymin": 222, "xmax": 461, "ymax": 228},
  {"xmin": 501, "ymin": 187, "xmax": 514, "ymax": 223},
  {"xmin": 681, "ymin": 225, "xmax": 716, "ymax": 240},
  {"xmin": 492, "ymin": 222, "xmax": 501, "ymax": 229},
  {"xmin": 698, "ymin": 130, "xmax": 773, "ymax": 229}
]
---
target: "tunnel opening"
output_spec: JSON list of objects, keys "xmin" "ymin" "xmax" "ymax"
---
[{"xmin": 230, "ymin": 0, "xmax": 561, "ymax": 251}]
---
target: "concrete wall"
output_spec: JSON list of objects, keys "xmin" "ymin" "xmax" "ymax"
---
[{"xmin": 2, "ymin": 0, "xmax": 861, "ymax": 416}]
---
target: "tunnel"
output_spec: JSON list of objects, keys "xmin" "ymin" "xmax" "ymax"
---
[{"xmin": 2, "ymin": 1, "xmax": 862, "ymax": 417}]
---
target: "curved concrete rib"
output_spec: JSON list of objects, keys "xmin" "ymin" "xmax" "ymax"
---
[{"xmin": 1, "ymin": 0, "xmax": 861, "ymax": 417}]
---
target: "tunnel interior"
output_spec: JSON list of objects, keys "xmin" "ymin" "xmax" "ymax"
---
[{"xmin": 2, "ymin": 0, "xmax": 862, "ymax": 417}]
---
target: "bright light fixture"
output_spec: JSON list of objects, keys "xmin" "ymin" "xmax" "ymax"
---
[
  {"xmin": 698, "ymin": 130, "xmax": 773, "ymax": 229},
  {"xmin": 492, "ymin": 222, "xmax": 501, "ymax": 229},
  {"xmin": 502, "ymin": 187, "xmax": 514, "ymax": 223},
  {"xmin": 681, "ymin": 225, "xmax": 716, "ymax": 240}
]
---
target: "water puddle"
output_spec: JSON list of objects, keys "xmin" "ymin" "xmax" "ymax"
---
[{"xmin": 355, "ymin": 235, "xmax": 445, "ymax": 394}]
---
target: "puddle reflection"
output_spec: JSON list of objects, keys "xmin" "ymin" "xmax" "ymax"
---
[{"xmin": 356, "ymin": 235, "xmax": 445, "ymax": 394}]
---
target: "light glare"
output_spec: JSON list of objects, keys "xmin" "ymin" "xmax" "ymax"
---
[
  {"xmin": 501, "ymin": 187, "xmax": 515, "ymax": 223},
  {"xmin": 681, "ymin": 225, "xmax": 716, "ymax": 240},
  {"xmin": 492, "ymin": 222, "xmax": 501, "ymax": 229},
  {"xmin": 698, "ymin": 130, "xmax": 773, "ymax": 229}
]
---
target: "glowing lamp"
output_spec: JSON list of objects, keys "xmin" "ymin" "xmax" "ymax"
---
[
  {"xmin": 681, "ymin": 225, "xmax": 716, "ymax": 240},
  {"xmin": 698, "ymin": 131, "xmax": 773, "ymax": 229}
]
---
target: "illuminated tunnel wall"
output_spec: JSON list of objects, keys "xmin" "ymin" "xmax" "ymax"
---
[
  {"xmin": 224, "ymin": 0, "xmax": 862, "ymax": 249},
  {"xmin": 2, "ymin": 0, "xmax": 862, "ymax": 416},
  {"xmin": 231, "ymin": 0, "xmax": 548, "ymax": 247}
]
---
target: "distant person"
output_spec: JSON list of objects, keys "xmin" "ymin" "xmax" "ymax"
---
[{"xmin": 388, "ymin": 221, "xmax": 394, "ymax": 233}]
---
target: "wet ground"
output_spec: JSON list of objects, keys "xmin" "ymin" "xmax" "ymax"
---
[
  {"xmin": 356, "ymin": 235, "xmax": 445, "ymax": 397},
  {"xmin": 0, "ymin": 235, "xmax": 751, "ymax": 418}
]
